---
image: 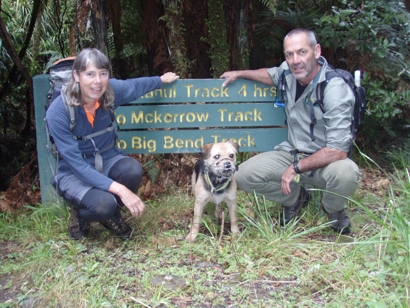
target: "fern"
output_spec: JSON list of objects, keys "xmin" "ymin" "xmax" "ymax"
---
[
  {"xmin": 143, "ymin": 158, "xmax": 159, "ymax": 183},
  {"xmin": 258, "ymin": 0, "xmax": 279, "ymax": 13}
]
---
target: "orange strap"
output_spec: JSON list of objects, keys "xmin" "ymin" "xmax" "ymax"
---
[{"xmin": 53, "ymin": 56, "xmax": 76, "ymax": 65}]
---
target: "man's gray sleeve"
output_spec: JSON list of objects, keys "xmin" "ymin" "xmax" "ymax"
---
[{"xmin": 322, "ymin": 77, "xmax": 355, "ymax": 152}]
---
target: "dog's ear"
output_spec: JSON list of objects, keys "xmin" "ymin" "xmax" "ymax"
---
[
  {"xmin": 228, "ymin": 140, "xmax": 239, "ymax": 152},
  {"xmin": 201, "ymin": 143, "xmax": 213, "ymax": 157}
]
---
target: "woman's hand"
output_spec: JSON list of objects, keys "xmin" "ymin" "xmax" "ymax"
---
[
  {"xmin": 108, "ymin": 182, "xmax": 145, "ymax": 217},
  {"xmin": 160, "ymin": 72, "xmax": 180, "ymax": 83}
]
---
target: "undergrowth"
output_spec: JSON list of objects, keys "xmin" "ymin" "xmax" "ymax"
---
[{"xmin": 1, "ymin": 149, "xmax": 409, "ymax": 307}]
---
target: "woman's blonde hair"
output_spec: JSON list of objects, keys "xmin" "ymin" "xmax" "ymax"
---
[{"xmin": 63, "ymin": 48, "xmax": 114, "ymax": 111}]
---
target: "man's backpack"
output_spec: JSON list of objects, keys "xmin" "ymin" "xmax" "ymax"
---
[{"xmin": 315, "ymin": 67, "xmax": 367, "ymax": 141}]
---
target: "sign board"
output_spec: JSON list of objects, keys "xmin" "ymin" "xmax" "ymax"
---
[{"xmin": 115, "ymin": 79, "xmax": 287, "ymax": 153}]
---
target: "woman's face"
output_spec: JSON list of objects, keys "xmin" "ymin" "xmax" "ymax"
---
[{"xmin": 73, "ymin": 63, "xmax": 109, "ymax": 105}]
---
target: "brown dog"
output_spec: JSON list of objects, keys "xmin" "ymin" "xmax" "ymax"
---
[{"xmin": 186, "ymin": 141, "xmax": 240, "ymax": 242}]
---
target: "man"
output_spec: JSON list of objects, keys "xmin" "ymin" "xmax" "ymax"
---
[{"xmin": 220, "ymin": 28, "xmax": 361, "ymax": 234}]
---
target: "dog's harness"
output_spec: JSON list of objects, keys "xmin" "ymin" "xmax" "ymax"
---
[{"xmin": 203, "ymin": 169, "xmax": 233, "ymax": 194}]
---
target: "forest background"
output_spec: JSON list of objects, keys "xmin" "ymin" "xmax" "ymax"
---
[{"xmin": 0, "ymin": 0, "xmax": 409, "ymax": 202}]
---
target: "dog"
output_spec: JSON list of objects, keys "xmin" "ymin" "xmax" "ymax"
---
[{"xmin": 185, "ymin": 141, "xmax": 240, "ymax": 242}]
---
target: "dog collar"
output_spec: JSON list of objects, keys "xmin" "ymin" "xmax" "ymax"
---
[{"xmin": 204, "ymin": 170, "xmax": 232, "ymax": 194}]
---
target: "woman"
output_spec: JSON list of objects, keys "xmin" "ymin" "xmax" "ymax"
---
[{"xmin": 46, "ymin": 48, "xmax": 179, "ymax": 240}]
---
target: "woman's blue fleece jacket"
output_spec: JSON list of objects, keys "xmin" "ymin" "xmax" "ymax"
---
[{"xmin": 45, "ymin": 77, "xmax": 162, "ymax": 192}]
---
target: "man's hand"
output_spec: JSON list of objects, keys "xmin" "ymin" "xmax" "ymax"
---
[
  {"xmin": 220, "ymin": 71, "xmax": 241, "ymax": 87},
  {"xmin": 281, "ymin": 164, "xmax": 298, "ymax": 195},
  {"xmin": 108, "ymin": 182, "xmax": 145, "ymax": 217},
  {"xmin": 281, "ymin": 147, "xmax": 348, "ymax": 194},
  {"xmin": 220, "ymin": 68, "xmax": 274, "ymax": 87},
  {"xmin": 160, "ymin": 72, "xmax": 180, "ymax": 84}
]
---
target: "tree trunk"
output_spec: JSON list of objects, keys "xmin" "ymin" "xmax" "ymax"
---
[
  {"xmin": 140, "ymin": 0, "xmax": 212, "ymax": 78},
  {"xmin": 0, "ymin": 0, "xmax": 42, "ymax": 134},
  {"xmin": 163, "ymin": 0, "xmax": 191, "ymax": 77},
  {"xmin": 404, "ymin": 0, "xmax": 410, "ymax": 12},
  {"xmin": 91, "ymin": 0, "xmax": 108, "ymax": 54},
  {"xmin": 106, "ymin": 0, "xmax": 129, "ymax": 78},
  {"xmin": 140, "ymin": 0, "xmax": 172, "ymax": 75},
  {"xmin": 182, "ymin": 0, "xmax": 211, "ymax": 78},
  {"xmin": 70, "ymin": 0, "xmax": 92, "ymax": 55},
  {"xmin": 32, "ymin": 3, "xmax": 43, "ymax": 60},
  {"xmin": 223, "ymin": 0, "xmax": 253, "ymax": 70}
]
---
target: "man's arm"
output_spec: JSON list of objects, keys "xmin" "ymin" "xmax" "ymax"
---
[
  {"xmin": 297, "ymin": 147, "xmax": 347, "ymax": 171},
  {"xmin": 220, "ymin": 68, "xmax": 274, "ymax": 87},
  {"xmin": 281, "ymin": 147, "xmax": 347, "ymax": 195}
]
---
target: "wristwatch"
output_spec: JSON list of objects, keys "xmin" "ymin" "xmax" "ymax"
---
[{"xmin": 293, "ymin": 161, "xmax": 303, "ymax": 174}]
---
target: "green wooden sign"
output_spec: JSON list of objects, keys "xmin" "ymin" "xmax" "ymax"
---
[
  {"xmin": 133, "ymin": 79, "xmax": 277, "ymax": 103},
  {"xmin": 115, "ymin": 79, "xmax": 287, "ymax": 154},
  {"xmin": 118, "ymin": 128, "xmax": 288, "ymax": 154},
  {"xmin": 116, "ymin": 103, "xmax": 286, "ymax": 129}
]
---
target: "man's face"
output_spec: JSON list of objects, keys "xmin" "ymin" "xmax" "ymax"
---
[{"xmin": 283, "ymin": 33, "xmax": 320, "ymax": 85}]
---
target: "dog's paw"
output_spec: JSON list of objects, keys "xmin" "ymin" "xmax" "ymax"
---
[
  {"xmin": 214, "ymin": 205, "xmax": 222, "ymax": 219},
  {"xmin": 230, "ymin": 223, "xmax": 240, "ymax": 235},
  {"xmin": 185, "ymin": 233, "xmax": 198, "ymax": 243}
]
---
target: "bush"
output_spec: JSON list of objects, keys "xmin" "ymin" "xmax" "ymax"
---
[{"xmin": 316, "ymin": 0, "xmax": 410, "ymax": 151}]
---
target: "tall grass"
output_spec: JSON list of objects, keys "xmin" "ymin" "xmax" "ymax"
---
[
  {"xmin": 1, "ymin": 149, "xmax": 409, "ymax": 307},
  {"xmin": 352, "ymin": 152, "xmax": 410, "ymax": 275}
]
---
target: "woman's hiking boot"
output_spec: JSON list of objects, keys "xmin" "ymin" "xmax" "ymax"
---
[
  {"xmin": 69, "ymin": 206, "xmax": 90, "ymax": 240},
  {"xmin": 100, "ymin": 211, "xmax": 132, "ymax": 239},
  {"xmin": 326, "ymin": 208, "xmax": 351, "ymax": 234},
  {"xmin": 280, "ymin": 187, "xmax": 310, "ymax": 225}
]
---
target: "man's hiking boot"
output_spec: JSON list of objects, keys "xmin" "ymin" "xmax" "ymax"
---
[
  {"xmin": 69, "ymin": 206, "xmax": 90, "ymax": 240},
  {"xmin": 100, "ymin": 211, "xmax": 132, "ymax": 239},
  {"xmin": 326, "ymin": 208, "xmax": 351, "ymax": 234},
  {"xmin": 280, "ymin": 187, "xmax": 310, "ymax": 225}
]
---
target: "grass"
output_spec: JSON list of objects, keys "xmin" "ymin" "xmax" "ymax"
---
[{"xmin": 1, "ymin": 150, "xmax": 409, "ymax": 307}]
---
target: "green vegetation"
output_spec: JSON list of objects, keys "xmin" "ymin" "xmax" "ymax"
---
[
  {"xmin": 1, "ymin": 147, "xmax": 409, "ymax": 307},
  {"xmin": 1, "ymin": 0, "xmax": 409, "ymax": 188},
  {"xmin": 255, "ymin": 0, "xmax": 410, "ymax": 152},
  {"xmin": 1, "ymin": 1, "xmax": 409, "ymax": 304},
  {"xmin": 203, "ymin": 0, "xmax": 230, "ymax": 78}
]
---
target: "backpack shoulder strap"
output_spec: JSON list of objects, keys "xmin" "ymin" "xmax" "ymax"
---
[
  {"xmin": 60, "ymin": 89, "xmax": 78, "ymax": 132},
  {"xmin": 109, "ymin": 103, "xmax": 116, "ymax": 123},
  {"xmin": 315, "ymin": 67, "xmax": 358, "ymax": 158},
  {"xmin": 274, "ymin": 69, "xmax": 291, "ymax": 108},
  {"xmin": 67, "ymin": 105, "xmax": 77, "ymax": 131},
  {"xmin": 71, "ymin": 103, "xmax": 117, "ymax": 149},
  {"xmin": 315, "ymin": 69, "xmax": 342, "ymax": 113}
]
